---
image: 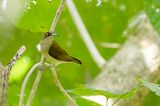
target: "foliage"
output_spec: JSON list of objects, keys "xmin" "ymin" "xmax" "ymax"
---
[
  {"xmin": 5, "ymin": 0, "xmax": 61, "ymax": 32},
  {"xmin": 144, "ymin": 0, "xmax": 160, "ymax": 34},
  {"xmin": 68, "ymin": 85, "xmax": 137, "ymax": 99},
  {"xmin": 1, "ymin": 0, "xmax": 160, "ymax": 105},
  {"xmin": 138, "ymin": 78, "xmax": 160, "ymax": 96},
  {"xmin": 76, "ymin": 97, "xmax": 101, "ymax": 106}
]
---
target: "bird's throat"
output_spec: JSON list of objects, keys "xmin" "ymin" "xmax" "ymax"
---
[{"xmin": 40, "ymin": 37, "xmax": 53, "ymax": 53}]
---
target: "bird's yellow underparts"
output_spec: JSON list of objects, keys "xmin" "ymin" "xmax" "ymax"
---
[{"xmin": 40, "ymin": 32, "xmax": 82, "ymax": 66}]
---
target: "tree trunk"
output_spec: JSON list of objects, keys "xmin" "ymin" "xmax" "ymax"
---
[{"xmin": 91, "ymin": 12, "xmax": 160, "ymax": 106}]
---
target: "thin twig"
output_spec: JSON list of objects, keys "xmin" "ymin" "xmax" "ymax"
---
[
  {"xmin": 50, "ymin": 67, "xmax": 78, "ymax": 106},
  {"xmin": 1, "ymin": 46, "xmax": 26, "ymax": 106},
  {"xmin": 49, "ymin": 1, "xmax": 78, "ymax": 105},
  {"xmin": 112, "ymin": 86, "xmax": 139, "ymax": 106},
  {"xmin": 25, "ymin": 56, "xmax": 45, "ymax": 106},
  {"xmin": 111, "ymin": 94, "xmax": 125, "ymax": 106},
  {"xmin": 19, "ymin": 62, "xmax": 40, "ymax": 106},
  {"xmin": 21, "ymin": 0, "xmax": 67, "ymax": 105},
  {"xmin": 26, "ymin": 70, "xmax": 43, "ymax": 106},
  {"xmin": 7, "ymin": 46, "xmax": 26, "ymax": 70},
  {"xmin": 66, "ymin": 0, "xmax": 106, "ymax": 69},
  {"xmin": 50, "ymin": 0, "xmax": 66, "ymax": 32}
]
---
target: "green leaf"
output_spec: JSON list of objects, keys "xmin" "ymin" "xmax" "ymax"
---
[
  {"xmin": 139, "ymin": 78, "xmax": 160, "ymax": 96},
  {"xmin": 68, "ymin": 85, "xmax": 137, "ymax": 99},
  {"xmin": 76, "ymin": 97, "xmax": 101, "ymax": 106},
  {"xmin": 144, "ymin": 0, "xmax": 160, "ymax": 33},
  {"xmin": 6, "ymin": 0, "xmax": 61, "ymax": 32}
]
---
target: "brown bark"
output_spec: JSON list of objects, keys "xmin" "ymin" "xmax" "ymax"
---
[
  {"xmin": 0, "ymin": 46, "xmax": 25, "ymax": 106},
  {"xmin": 0, "ymin": 63, "xmax": 4, "ymax": 105}
]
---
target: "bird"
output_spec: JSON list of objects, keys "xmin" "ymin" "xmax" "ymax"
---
[{"xmin": 40, "ymin": 32, "xmax": 82, "ymax": 66}]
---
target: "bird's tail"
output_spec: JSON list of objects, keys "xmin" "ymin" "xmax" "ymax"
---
[{"xmin": 71, "ymin": 57, "xmax": 82, "ymax": 64}]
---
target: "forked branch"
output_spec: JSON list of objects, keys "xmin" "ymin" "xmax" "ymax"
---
[
  {"xmin": 1, "ymin": 46, "xmax": 26, "ymax": 106},
  {"xmin": 19, "ymin": 0, "xmax": 67, "ymax": 106}
]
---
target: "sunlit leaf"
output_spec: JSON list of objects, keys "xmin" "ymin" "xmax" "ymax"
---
[
  {"xmin": 9, "ymin": 56, "xmax": 32, "ymax": 82},
  {"xmin": 68, "ymin": 85, "xmax": 137, "ymax": 99},
  {"xmin": 76, "ymin": 97, "xmax": 101, "ymax": 106},
  {"xmin": 138, "ymin": 78, "xmax": 160, "ymax": 96},
  {"xmin": 6, "ymin": 0, "xmax": 61, "ymax": 32}
]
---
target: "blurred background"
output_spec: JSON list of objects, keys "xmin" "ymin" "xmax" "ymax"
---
[{"xmin": 0, "ymin": 0, "xmax": 160, "ymax": 106}]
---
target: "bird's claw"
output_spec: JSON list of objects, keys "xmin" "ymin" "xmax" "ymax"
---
[{"xmin": 39, "ymin": 65, "xmax": 45, "ymax": 71}]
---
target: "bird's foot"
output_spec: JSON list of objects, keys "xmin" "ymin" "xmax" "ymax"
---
[{"xmin": 39, "ymin": 65, "xmax": 45, "ymax": 71}]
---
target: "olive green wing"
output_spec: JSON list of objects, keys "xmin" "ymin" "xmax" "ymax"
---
[{"xmin": 49, "ymin": 41, "xmax": 82, "ymax": 64}]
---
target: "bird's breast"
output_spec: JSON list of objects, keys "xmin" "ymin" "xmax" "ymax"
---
[
  {"xmin": 40, "ymin": 40, "xmax": 51, "ymax": 52},
  {"xmin": 40, "ymin": 40, "xmax": 63, "ymax": 65}
]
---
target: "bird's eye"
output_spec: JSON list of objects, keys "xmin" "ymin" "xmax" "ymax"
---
[
  {"xmin": 42, "ymin": 32, "xmax": 49, "ymax": 40},
  {"xmin": 45, "ymin": 32, "xmax": 49, "ymax": 37}
]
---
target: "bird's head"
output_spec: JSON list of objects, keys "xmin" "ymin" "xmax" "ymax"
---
[{"xmin": 42, "ymin": 32, "xmax": 58, "ymax": 40}]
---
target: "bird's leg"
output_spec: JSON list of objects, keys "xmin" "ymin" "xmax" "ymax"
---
[
  {"xmin": 39, "ymin": 64, "xmax": 45, "ymax": 71},
  {"xmin": 39, "ymin": 57, "xmax": 46, "ymax": 71}
]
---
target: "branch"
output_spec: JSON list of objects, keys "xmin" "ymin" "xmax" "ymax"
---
[
  {"xmin": 50, "ymin": 0, "xmax": 66, "ymax": 32},
  {"xmin": 26, "ymin": 70, "xmax": 43, "ymax": 106},
  {"xmin": 50, "ymin": 67, "xmax": 77, "ymax": 106},
  {"xmin": 91, "ymin": 12, "xmax": 160, "ymax": 106},
  {"xmin": 19, "ymin": 0, "xmax": 67, "ymax": 106},
  {"xmin": 24, "ymin": 56, "xmax": 44, "ymax": 106},
  {"xmin": 0, "ymin": 45, "xmax": 26, "ymax": 106},
  {"xmin": 7, "ymin": 45, "xmax": 26, "ymax": 70},
  {"xmin": 66, "ymin": 0, "xmax": 106, "ymax": 69},
  {"xmin": 19, "ymin": 62, "xmax": 40, "ymax": 106},
  {"xmin": 0, "ymin": 63, "xmax": 4, "ymax": 105}
]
